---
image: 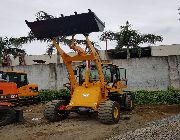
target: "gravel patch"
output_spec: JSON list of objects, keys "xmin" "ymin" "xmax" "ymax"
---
[{"xmin": 108, "ymin": 114, "xmax": 180, "ymax": 140}]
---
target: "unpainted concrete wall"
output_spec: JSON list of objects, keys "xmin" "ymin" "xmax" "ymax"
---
[
  {"xmin": 0, "ymin": 56, "xmax": 180, "ymax": 90},
  {"xmin": 167, "ymin": 56, "xmax": 180, "ymax": 88},
  {"xmin": 112, "ymin": 57, "xmax": 170, "ymax": 90},
  {"xmin": 151, "ymin": 44, "xmax": 180, "ymax": 56}
]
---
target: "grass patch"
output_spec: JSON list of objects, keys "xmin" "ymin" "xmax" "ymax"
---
[
  {"xmin": 38, "ymin": 89, "xmax": 70, "ymax": 102},
  {"xmin": 133, "ymin": 87, "xmax": 180, "ymax": 105},
  {"xmin": 38, "ymin": 87, "xmax": 180, "ymax": 105}
]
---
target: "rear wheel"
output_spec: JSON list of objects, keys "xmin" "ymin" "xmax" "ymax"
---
[
  {"xmin": 0, "ymin": 107, "xmax": 16, "ymax": 126},
  {"xmin": 98, "ymin": 100, "xmax": 120, "ymax": 124},
  {"xmin": 43, "ymin": 100, "xmax": 69, "ymax": 122}
]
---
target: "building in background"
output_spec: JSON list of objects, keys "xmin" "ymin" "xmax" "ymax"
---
[
  {"xmin": 10, "ymin": 52, "xmax": 76, "ymax": 66},
  {"xmin": 151, "ymin": 44, "xmax": 180, "ymax": 56},
  {"xmin": 7, "ymin": 44, "xmax": 180, "ymax": 66}
]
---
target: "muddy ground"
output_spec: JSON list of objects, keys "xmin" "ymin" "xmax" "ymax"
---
[{"xmin": 0, "ymin": 104, "xmax": 179, "ymax": 140}]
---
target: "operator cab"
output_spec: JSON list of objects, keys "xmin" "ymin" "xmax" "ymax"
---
[
  {"xmin": 76, "ymin": 63, "xmax": 127, "ymax": 86},
  {"xmin": 1, "ymin": 72, "xmax": 28, "ymax": 88}
]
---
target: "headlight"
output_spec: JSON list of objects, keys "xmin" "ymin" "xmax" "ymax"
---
[{"xmin": 0, "ymin": 95, "xmax": 6, "ymax": 99}]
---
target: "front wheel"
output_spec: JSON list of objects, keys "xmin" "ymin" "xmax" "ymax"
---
[
  {"xmin": 43, "ymin": 100, "xmax": 69, "ymax": 122},
  {"xmin": 98, "ymin": 100, "xmax": 120, "ymax": 124}
]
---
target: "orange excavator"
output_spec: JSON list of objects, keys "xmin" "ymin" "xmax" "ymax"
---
[
  {"xmin": 0, "ymin": 71, "xmax": 23, "ymax": 126},
  {"xmin": 0, "ymin": 70, "xmax": 39, "ymax": 103}
]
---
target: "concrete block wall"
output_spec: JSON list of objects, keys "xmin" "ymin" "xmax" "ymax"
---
[
  {"xmin": 0, "ymin": 56, "xmax": 180, "ymax": 90},
  {"xmin": 0, "ymin": 64, "xmax": 68, "ymax": 90},
  {"xmin": 168, "ymin": 56, "xmax": 180, "ymax": 88},
  {"xmin": 112, "ymin": 57, "xmax": 170, "ymax": 90}
]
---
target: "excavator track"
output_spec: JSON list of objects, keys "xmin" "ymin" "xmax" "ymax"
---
[
  {"xmin": 0, "ymin": 106, "xmax": 16, "ymax": 126},
  {"xmin": 0, "ymin": 106, "xmax": 24, "ymax": 126}
]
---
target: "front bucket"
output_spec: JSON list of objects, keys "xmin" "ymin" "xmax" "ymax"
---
[{"xmin": 25, "ymin": 10, "xmax": 105, "ymax": 39}]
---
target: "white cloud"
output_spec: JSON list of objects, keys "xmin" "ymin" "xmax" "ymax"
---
[{"xmin": 0, "ymin": 0, "xmax": 180, "ymax": 54}]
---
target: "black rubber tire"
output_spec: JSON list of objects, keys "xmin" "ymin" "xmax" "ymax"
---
[
  {"xmin": 98, "ymin": 100, "xmax": 120, "ymax": 124},
  {"xmin": 0, "ymin": 107, "xmax": 16, "ymax": 126},
  {"xmin": 125, "ymin": 93, "xmax": 134, "ymax": 111},
  {"xmin": 43, "ymin": 100, "xmax": 69, "ymax": 122}
]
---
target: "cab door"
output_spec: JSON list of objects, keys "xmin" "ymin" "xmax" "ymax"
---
[
  {"xmin": 119, "ymin": 68, "xmax": 127, "ymax": 86},
  {"xmin": 17, "ymin": 74, "xmax": 28, "ymax": 88}
]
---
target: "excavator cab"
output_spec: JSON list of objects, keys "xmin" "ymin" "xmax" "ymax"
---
[
  {"xmin": 26, "ymin": 10, "xmax": 134, "ymax": 124},
  {"xmin": 2, "ymin": 71, "xmax": 28, "ymax": 88}
]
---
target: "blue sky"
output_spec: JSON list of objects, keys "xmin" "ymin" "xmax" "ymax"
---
[{"xmin": 0, "ymin": 0, "xmax": 179, "ymax": 54}]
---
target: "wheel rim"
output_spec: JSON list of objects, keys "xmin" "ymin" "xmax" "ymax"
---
[{"xmin": 113, "ymin": 106, "xmax": 119, "ymax": 119}]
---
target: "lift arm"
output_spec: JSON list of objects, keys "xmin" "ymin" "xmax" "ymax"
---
[
  {"xmin": 52, "ymin": 35, "xmax": 105, "ymax": 92},
  {"xmin": 25, "ymin": 10, "xmax": 106, "ymax": 92}
]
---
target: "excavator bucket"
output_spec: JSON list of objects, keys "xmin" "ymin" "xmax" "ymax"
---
[{"xmin": 25, "ymin": 10, "xmax": 105, "ymax": 39}]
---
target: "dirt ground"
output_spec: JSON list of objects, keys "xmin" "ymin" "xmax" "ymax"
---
[{"xmin": 0, "ymin": 104, "xmax": 179, "ymax": 140}]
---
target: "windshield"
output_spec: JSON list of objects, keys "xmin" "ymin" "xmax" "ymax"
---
[
  {"xmin": 1, "ymin": 72, "xmax": 28, "ymax": 87},
  {"xmin": 79, "ymin": 66, "xmax": 99, "ymax": 83},
  {"xmin": 2, "ymin": 72, "xmax": 18, "ymax": 83},
  {"xmin": 79, "ymin": 65, "xmax": 113, "ymax": 84}
]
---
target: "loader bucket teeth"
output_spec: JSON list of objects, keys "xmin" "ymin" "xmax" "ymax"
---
[{"xmin": 25, "ymin": 10, "xmax": 105, "ymax": 39}]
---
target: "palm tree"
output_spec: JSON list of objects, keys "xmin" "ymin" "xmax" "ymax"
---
[{"xmin": 100, "ymin": 21, "xmax": 163, "ymax": 59}]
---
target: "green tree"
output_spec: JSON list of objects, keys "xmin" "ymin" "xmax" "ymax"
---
[
  {"xmin": 0, "ymin": 37, "xmax": 26, "ymax": 66},
  {"xmin": 100, "ymin": 21, "xmax": 163, "ymax": 59}
]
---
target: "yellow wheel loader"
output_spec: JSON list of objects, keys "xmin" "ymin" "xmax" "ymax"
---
[{"xmin": 26, "ymin": 10, "xmax": 134, "ymax": 124}]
